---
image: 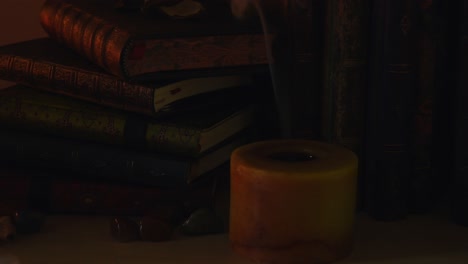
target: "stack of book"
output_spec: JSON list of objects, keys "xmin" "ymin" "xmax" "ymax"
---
[{"xmin": 0, "ymin": 0, "xmax": 270, "ymax": 223}]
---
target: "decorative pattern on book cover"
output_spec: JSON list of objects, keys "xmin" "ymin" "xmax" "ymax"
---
[
  {"xmin": 0, "ymin": 38, "xmax": 253, "ymax": 117},
  {"xmin": 39, "ymin": 0, "xmax": 270, "ymax": 79},
  {"xmin": 364, "ymin": 0, "xmax": 417, "ymax": 221},
  {"xmin": 0, "ymin": 85, "xmax": 254, "ymax": 157},
  {"xmin": 322, "ymin": 0, "xmax": 371, "ymax": 210}
]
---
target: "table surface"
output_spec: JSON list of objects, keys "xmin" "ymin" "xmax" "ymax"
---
[{"xmin": 1, "ymin": 208, "xmax": 468, "ymax": 264}]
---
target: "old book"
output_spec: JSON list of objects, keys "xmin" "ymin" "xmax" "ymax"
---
[
  {"xmin": 47, "ymin": 165, "xmax": 223, "ymax": 215},
  {"xmin": 0, "ymin": 165, "xmax": 223, "ymax": 215},
  {"xmin": 322, "ymin": 0, "xmax": 371, "ymax": 210},
  {"xmin": 0, "ymin": 127, "xmax": 247, "ymax": 187},
  {"xmin": 39, "ymin": 0, "xmax": 270, "ymax": 79},
  {"xmin": 364, "ymin": 0, "xmax": 417, "ymax": 221},
  {"xmin": 407, "ymin": 0, "xmax": 442, "ymax": 214},
  {"xmin": 275, "ymin": 0, "xmax": 325, "ymax": 139},
  {"xmin": 0, "ymin": 38, "xmax": 253, "ymax": 117},
  {"xmin": 0, "ymin": 172, "xmax": 31, "ymax": 215},
  {"xmin": 448, "ymin": 0, "xmax": 468, "ymax": 226},
  {"xmin": 0, "ymin": 85, "xmax": 254, "ymax": 157}
]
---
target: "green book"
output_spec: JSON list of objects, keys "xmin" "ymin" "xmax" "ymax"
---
[
  {"xmin": 0, "ymin": 127, "xmax": 246, "ymax": 187},
  {"xmin": 0, "ymin": 84, "xmax": 254, "ymax": 157}
]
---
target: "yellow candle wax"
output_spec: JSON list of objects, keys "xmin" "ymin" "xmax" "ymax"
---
[{"xmin": 230, "ymin": 140, "xmax": 358, "ymax": 264}]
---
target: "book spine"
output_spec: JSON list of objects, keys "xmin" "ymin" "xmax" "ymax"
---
[
  {"xmin": 322, "ymin": 0, "xmax": 371, "ymax": 210},
  {"xmin": 39, "ymin": 0, "xmax": 131, "ymax": 78},
  {"xmin": 364, "ymin": 0, "xmax": 417, "ymax": 221},
  {"xmin": 47, "ymin": 179, "xmax": 214, "ymax": 215},
  {"xmin": 39, "ymin": 0, "xmax": 269, "ymax": 80},
  {"xmin": 0, "ymin": 175, "xmax": 31, "ymax": 215},
  {"xmin": 0, "ymin": 168, "xmax": 215, "ymax": 216},
  {"xmin": 0, "ymin": 129, "xmax": 192, "ymax": 187},
  {"xmin": 0, "ymin": 54, "xmax": 156, "ymax": 116},
  {"xmin": 277, "ymin": 0, "xmax": 325, "ymax": 139},
  {"xmin": 0, "ymin": 168, "xmax": 53, "ymax": 213},
  {"xmin": 451, "ymin": 0, "xmax": 468, "ymax": 226},
  {"xmin": 407, "ymin": 0, "xmax": 440, "ymax": 213},
  {"xmin": 0, "ymin": 86, "xmax": 202, "ymax": 157}
]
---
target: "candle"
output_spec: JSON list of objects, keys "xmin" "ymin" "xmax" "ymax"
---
[{"xmin": 230, "ymin": 140, "xmax": 358, "ymax": 263}]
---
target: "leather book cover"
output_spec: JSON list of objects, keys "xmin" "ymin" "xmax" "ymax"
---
[
  {"xmin": 39, "ymin": 0, "xmax": 270, "ymax": 79},
  {"xmin": 0, "ymin": 84, "xmax": 254, "ymax": 157},
  {"xmin": 0, "ymin": 38, "xmax": 254, "ymax": 117}
]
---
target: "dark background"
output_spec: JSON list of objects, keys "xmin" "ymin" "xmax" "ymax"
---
[{"xmin": 0, "ymin": 0, "xmax": 47, "ymax": 89}]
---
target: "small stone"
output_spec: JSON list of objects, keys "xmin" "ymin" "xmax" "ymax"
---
[
  {"xmin": 109, "ymin": 217, "xmax": 140, "ymax": 242},
  {"xmin": 181, "ymin": 207, "xmax": 224, "ymax": 236},
  {"xmin": 138, "ymin": 216, "xmax": 173, "ymax": 242},
  {"xmin": 13, "ymin": 210, "xmax": 45, "ymax": 234},
  {"xmin": 0, "ymin": 216, "xmax": 15, "ymax": 241}
]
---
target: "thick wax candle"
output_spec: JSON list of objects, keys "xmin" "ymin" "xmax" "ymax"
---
[{"xmin": 230, "ymin": 140, "xmax": 358, "ymax": 264}]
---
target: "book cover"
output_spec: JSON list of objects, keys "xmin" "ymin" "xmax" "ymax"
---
[
  {"xmin": 364, "ymin": 0, "xmax": 417, "ymax": 221},
  {"xmin": 0, "ymin": 38, "xmax": 254, "ymax": 117},
  {"xmin": 39, "ymin": 0, "xmax": 270, "ymax": 79},
  {"xmin": 322, "ymin": 0, "xmax": 371, "ymax": 210},
  {"xmin": 0, "ymin": 84, "xmax": 254, "ymax": 157}
]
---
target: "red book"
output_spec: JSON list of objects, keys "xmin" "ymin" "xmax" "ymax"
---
[
  {"xmin": 0, "ymin": 165, "xmax": 224, "ymax": 216},
  {"xmin": 0, "ymin": 169, "xmax": 32, "ymax": 215},
  {"xmin": 39, "ymin": 0, "xmax": 270, "ymax": 80}
]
